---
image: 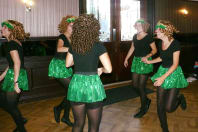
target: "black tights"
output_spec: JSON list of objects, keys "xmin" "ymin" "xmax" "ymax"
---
[
  {"xmin": 0, "ymin": 91, "xmax": 26, "ymax": 132},
  {"xmin": 71, "ymin": 102, "xmax": 103, "ymax": 132},
  {"xmin": 56, "ymin": 77, "xmax": 71, "ymax": 118},
  {"xmin": 0, "ymin": 91, "xmax": 5, "ymax": 108},
  {"xmin": 157, "ymin": 87, "xmax": 180, "ymax": 132},
  {"xmin": 132, "ymin": 72, "xmax": 149, "ymax": 109}
]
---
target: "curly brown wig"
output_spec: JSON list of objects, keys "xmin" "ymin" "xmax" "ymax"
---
[
  {"xmin": 71, "ymin": 14, "xmax": 100, "ymax": 55},
  {"xmin": 5, "ymin": 20, "xmax": 30, "ymax": 41},
  {"xmin": 58, "ymin": 15, "xmax": 76, "ymax": 33},
  {"xmin": 156, "ymin": 20, "xmax": 179, "ymax": 41},
  {"xmin": 135, "ymin": 18, "xmax": 150, "ymax": 32}
]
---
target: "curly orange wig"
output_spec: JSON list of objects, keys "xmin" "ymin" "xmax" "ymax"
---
[
  {"xmin": 2, "ymin": 20, "xmax": 30, "ymax": 41},
  {"xmin": 58, "ymin": 15, "xmax": 76, "ymax": 33},
  {"xmin": 71, "ymin": 14, "xmax": 100, "ymax": 55},
  {"xmin": 156, "ymin": 20, "xmax": 179, "ymax": 41}
]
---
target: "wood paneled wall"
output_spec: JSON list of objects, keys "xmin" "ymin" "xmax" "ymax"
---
[
  {"xmin": 155, "ymin": 0, "xmax": 198, "ymax": 33},
  {"xmin": 0, "ymin": 0, "xmax": 79, "ymax": 37}
]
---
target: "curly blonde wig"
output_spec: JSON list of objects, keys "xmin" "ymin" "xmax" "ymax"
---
[
  {"xmin": 135, "ymin": 18, "xmax": 150, "ymax": 32},
  {"xmin": 71, "ymin": 14, "xmax": 100, "ymax": 55},
  {"xmin": 156, "ymin": 20, "xmax": 179, "ymax": 41},
  {"xmin": 58, "ymin": 15, "xmax": 76, "ymax": 33},
  {"xmin": 2, "ymin": 20, "xmax": 30, "ymax": 41}
]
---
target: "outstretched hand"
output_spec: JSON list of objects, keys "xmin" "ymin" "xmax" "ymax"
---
[
  {"xmin": 14, "ymin": 83, "xmax": 21, "ymax": 94},
  {"xmin": 141, "ymin": 57, "xmax": 147, "ymax": 62},
  {"xmin": 97, "ymin": 68, "xmax": 103, "ymax": 76},
  {"xmin": 0, "ymin": 75, "xmax": 4, "ymax": 82},
  {"xmin": 154, "ymin": 77, "xmax": 165, "ymax": 87},
  {"xmin": 142, "ymin": 58, "xmax": 150, "ymax": 64},
  {"xmin": 124, "ymin": 60, "xmax": 128, "ymax": 68}
]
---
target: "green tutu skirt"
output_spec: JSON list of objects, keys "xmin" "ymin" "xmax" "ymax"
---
[
  {"xmin": 67, "ymin": 74, "xmax": 106, "ymax": 103},
  {"xmin": 151, "ymin": 65, "xmax": 188, "ymax": 89},
  {"xmin": 2, "ymin": 69, "xmax": 29, "ymax": 92},
  {"xmin": 48, "ymin": 58, "xmax": 73, "ymax": 78},
  {"xmin": 131, "ymin": 56, "xmax": 153, "ymax": 74}
]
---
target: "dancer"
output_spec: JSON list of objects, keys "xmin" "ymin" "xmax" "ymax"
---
[
  {"xmin": 0, "ymin": 20, "xmax": 29, "ymax": 132},
  {"xmin": 124, "ymin": 19, "xmax": 157, "ymax": 118},
  {"xmin": 48, "ymin": 16, "xmax": 76, "ymax": 126},
  {"xmin": 143, "ymin": 20, "xmax": 188, "ymax": 132},
  {"xmin": 66, "ymin": 14, "xmax": 112, "ymax": 132}
]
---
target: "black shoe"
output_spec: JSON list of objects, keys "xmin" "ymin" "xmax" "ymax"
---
[
  {"xmin": 144, "ymin": 98, "xmax": 151, "ymax": 113},
  {"xmin": 22, "ymin": 117, "xmax": 28, "ymax": 124},
  {"xmin": 134, "ymin": 99, "xmax": 151, "ymax": 118},
  {"xmin": 54, "ymin": 106, "xmax": 61, "ymax": 123},
  {"xmin": 162, "ymin": 129, "xmax": 169, "ymax": 132},
  {"xmin": 134, "ymin": 109, "xmax": 146, "ymax": 118},
  {"xmin": 13, "ymin": 128, "xmax": 20, "ymax": 132},
  {"xmin": 61, "ymin": 117, "xmax": 73, "ymax": 127},
  {"xmin": 162, "ymin": 128, "xmax": 169, "ymax": 132},
  {"xmin": 179, "ymin": 94, "xmax": 187, "ymax": 110},
  {"xmin": 13, "ymin": 128, "xmax": 26, "ymax": 132},
  {"xmin": 13, "ymin": 118, "xmax": 28, "ymax": 132}
]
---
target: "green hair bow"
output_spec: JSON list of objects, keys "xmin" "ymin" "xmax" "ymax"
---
[
  {"xmin": 66, "ymin": 18, "xmax": 75, "ymax": 23},
  {"xmin": 1, "ymin": 21, "xmax": 14, "ymax": 29},
  {"xmin": 136, "ymin": 19, "xmax": 145, "ymax": 24},
  {"xmin": 155, "ymin": 24, "xmax": 166, "ymax": 29}
]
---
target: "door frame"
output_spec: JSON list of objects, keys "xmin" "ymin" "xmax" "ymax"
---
[{"xmin": 79, "ymin": 0, "xmax": 155, "ymax": 83}]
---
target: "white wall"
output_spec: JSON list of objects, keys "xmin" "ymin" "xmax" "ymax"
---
[{"xmin": 0, "ymin": 0, "xmax": 79, "ymax": 37}]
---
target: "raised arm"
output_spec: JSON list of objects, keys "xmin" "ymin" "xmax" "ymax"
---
[
  {"xmin": 98, "ymin": 52, "xmax": 112, "ymax": 76},
  {"xmin": 142, "ymin": 42, "xmax": 157, "ymax": 60},
  {"xmin": 0, "ymin": 66, "xmax": 9, "ymax": 81},
  {"xmin": 57, "ymin": 39, "xmax": 69, "ymax": 52},
  {"xmin": 66, "ymin": 52, "xmax": 74, "ymax": 67},
  {"xmin": 10, "ymin": 50, "xmax": 21, "ymax": 93},
  {"xmin": 159, "ymin": 51, "xmax": 179, "ymax": 79},
  {"xmin": 144, "ymin": 56, "xmax": 162, "ymax": 64},
  {"xmin": 124, "ymin": 42, "xmax": 134, "ymax": 67},
  {"xmin": 154, "ymin": 51, "xmax": 180, "ymax": 87}
]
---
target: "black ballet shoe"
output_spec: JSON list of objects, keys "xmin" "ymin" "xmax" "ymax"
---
[
  {"xmin": 162, "ymin": 128, "xmax": 169, "ymax": 132},
  {"xmin": 134, "ymin": 99, "xmax": 151, "ymax": 118},
  {"xmin": 13, "ymin": 128, "xmax": 27, "ymax": 132},
  {"xmin": 162, "ymin": 129, "xmax": 169, "ymax": 132},
  {"xmin": 61, "ymin": 117, "xmax": 73, "ymax": 127},
  {"xmin": 22, "ymin": 117, "xmax": 28, "ymax": 124},
  {"xmin": 179, "ymin": 94, "xmax": 187, "ymax": 110},
  {"xmin": 13, "ymin": 128, "xmax": 19, "ymax": 132},
  {"xmin": 144, "ymin": 98, "xmax": 151, "ymax": 113},
  {"xmin": 13, "ymin": 118, "xmax": 28, "ymax": 132},
  {"xmin": 133, "ymin": 109, "xmax": 146, "ymax": 118},
  {"xmin": 54, "ymin": 106, "xmax": 61, "ymax": 123}
]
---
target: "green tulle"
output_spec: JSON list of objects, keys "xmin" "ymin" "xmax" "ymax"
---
[
  {"xmin": 131, "ymin": 56, "xmax": 153, "ymax": 74},
  {"xmin": 2, "ymin": 69, "xmax": 29, "ymax": 92},
  {"xmin": 67, "ymin": 74, "xmax": 106, "ymax": 103},
  {"xmin": 151, "ymin": 65, "xmax": 188, "ymax": 89},
  {"xmin": 48, "ymin": 58, "xmax": 73, "ymax": 78}
]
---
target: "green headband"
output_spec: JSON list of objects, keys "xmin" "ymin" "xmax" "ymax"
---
[
  {"xmin": 136, "ymin": 20, "xmax": 145, "ymax": 24},
  {"xmin": 66, "ymin": 17, "xmax": 75, "ymax": 23},
  {"xmin": 1, "ymin": 21, "xmax": 14, "ymax": 29},
  {"xmin": 155, "ymin": 24, "xmax": 166, "ymax": 29}
]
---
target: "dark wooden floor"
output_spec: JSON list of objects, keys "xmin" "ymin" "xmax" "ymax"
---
[{"xmin": 0, "ymin": 79, "xmax": 198, "ymax": 132}]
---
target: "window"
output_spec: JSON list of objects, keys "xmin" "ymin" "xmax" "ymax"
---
[
  {"xmin": 121, "ymin": 0, "xmax": 140, "ymax": 41},
  {"xmin": 86, "ymin": 0, "xmax": 140, "ymax": 42},
  {"xmin": 87, "ymin": 0, "xmax": 111, "ymax": 42}
]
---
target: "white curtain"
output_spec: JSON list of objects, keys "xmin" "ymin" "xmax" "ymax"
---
[{"xmin": 0, "ymin": 0, "xmax": 79, "ymax": 37}]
